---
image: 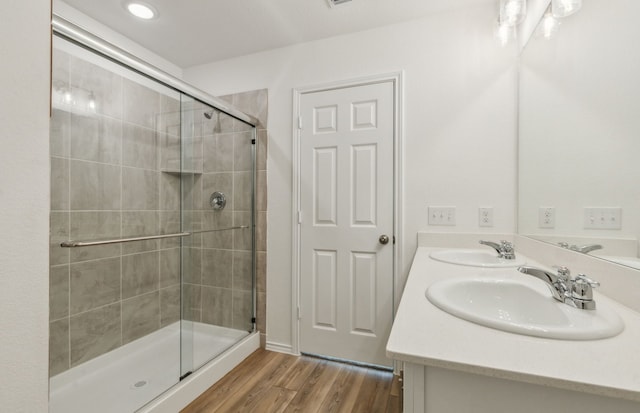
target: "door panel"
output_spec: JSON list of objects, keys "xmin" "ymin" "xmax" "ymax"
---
[{"xmin": 299, "ymin": 81, "xmax": 394, "ymax": 367}]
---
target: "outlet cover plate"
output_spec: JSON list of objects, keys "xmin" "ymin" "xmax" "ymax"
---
[
  {"xmin": 538, "ymin": 207, "xmax": 555, "ymax": 229},
  {"xmin": 479, "ymin": 207, "xmax": 493, "ymax": 227}
]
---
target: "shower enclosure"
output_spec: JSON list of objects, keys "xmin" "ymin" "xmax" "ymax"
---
[{"xmin": 49, "ymin": 17, "xmax": 257, "ymax": 413}]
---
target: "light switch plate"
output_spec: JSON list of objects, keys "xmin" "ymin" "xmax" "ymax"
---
[
  {"xmin": 584, "ymin": 207, "xmax": 622, "ymax": 230},
  {"xmin": 428, "ymin": 206, "xmax": 456, "ymax": 226}
]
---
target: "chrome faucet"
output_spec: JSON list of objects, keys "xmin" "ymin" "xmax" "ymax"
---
[
  {"xmin": 479, "ymin": 240, "xmax": 515, "ymax": 260},
  {"xmin": 569, "ymin": 244, "xmax": 603, "ymax": 254},
  {"xmin": 517, "ymin": 266, "xmax": 600, "ymax": 310},
  {"xmin": 557, "ymin": 242, "xmax": 603, "ymax": 254}
]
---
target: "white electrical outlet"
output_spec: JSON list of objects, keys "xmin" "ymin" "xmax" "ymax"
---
[
  {"xmin": 428, "ymin": 206, "xmax": 456, "ymax": 226},
  {"xmin": 479, "ymin": 207, "xmax": 493, "ymax": 227},
  {"xmin": 584, "ymin": 207, "xmax": 622, "ymax": 230},
  {"xmin": 538, "ymin": 207, "xmax": 555, "ymax": 229}
]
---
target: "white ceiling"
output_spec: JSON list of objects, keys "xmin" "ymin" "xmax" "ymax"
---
[{"xmin": 60, "ymin": 0, "xmax": 492, "ymax": 68}]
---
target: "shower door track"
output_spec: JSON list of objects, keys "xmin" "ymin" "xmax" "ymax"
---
[
  {"xmin": 51, "ymin": 14, "xmax": 258, "ymax": 129},
  {"xmin": 60, "ymin": 226, "xmax": 250, "ymax": 247}
]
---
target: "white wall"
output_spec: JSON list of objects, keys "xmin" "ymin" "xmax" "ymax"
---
[
  {"xmin": 185, "ymin": 4, "xmax": 518, "ymax": 349},
  {"xmin": 519, "ymin": 0, "xmax": 640, "ymax": 244},
  {"xmin": 0, "ymin": 0, "xmax": 51, "ymax": 411}
]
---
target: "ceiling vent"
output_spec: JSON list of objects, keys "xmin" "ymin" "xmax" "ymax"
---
[{"xmin": 327, "ymin": 0, "xmax": 353, "ymax": 8}]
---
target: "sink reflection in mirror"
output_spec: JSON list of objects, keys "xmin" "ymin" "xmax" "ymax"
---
[
  {"xmin": 429, "ymin": 249, "xmax": 526, "ymax": 268},
  {"xmin": 426, "ymin": 277, "xmax": 624, "ymax": 340},
  {"xmin": 518, "ymin": 0, "xmax": 640, "ymax": 270}
]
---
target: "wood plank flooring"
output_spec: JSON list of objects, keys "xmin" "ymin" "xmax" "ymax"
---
[{"xmin": 181, "ymin": 349, "xmax": 402, "ymax": 413}]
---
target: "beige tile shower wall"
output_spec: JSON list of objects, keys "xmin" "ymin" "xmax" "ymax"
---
[
  {"xmin": 49, "ymin": 49, "xmax": 181, "ymax": 377},
  {"xmin": 223, "ymin": 89, "xmax": 268, "ymax": 348},
  {"xmin": 182, "ymin": 89, "xmax": 268, "ymax": 346},
  {"xmin": 182, "ymin": 91, "xmax": 266, "ymax": 338}
]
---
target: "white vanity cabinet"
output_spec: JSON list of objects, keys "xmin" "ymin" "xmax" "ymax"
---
[{"xmin": 403, "ymin": 363, "xmax": 640, "ymax": 413}]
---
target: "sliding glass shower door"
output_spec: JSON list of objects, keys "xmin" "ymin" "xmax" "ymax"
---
[
  {"xmin": 49, "ymin": 33, "xmax": 255, "ymax": 413},
  {"xmin": 179, "ymin": 97, "xmax": 255, "ymax": 377},
  {"xmin": 49, "ymin": 35, "xmax": 184, "ymax": 412}
]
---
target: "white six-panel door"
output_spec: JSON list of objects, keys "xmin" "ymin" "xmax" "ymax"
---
[{"xmin": 299, "ymin": 81, "xmax": 394, "ymax": 367}]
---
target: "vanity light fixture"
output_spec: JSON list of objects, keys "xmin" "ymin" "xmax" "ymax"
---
[
  {"xmin": 551, "ymin": 0, "xmax": 582, "ymax": 18},
  {"xmin": 126, "ymin": 2, "xmax": 157, "ymax": 20},
  {"xmin": 499, "ymin": 0, "xmax": 527, "ymax": 27}
]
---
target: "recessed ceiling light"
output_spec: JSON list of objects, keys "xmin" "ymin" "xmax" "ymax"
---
[{"xmin": 126, "ymin": 2, "xmax": 157, "ymax": 20}]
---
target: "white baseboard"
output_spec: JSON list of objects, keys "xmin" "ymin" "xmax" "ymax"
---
[{"xmin": 265, "ymin": 341, "xmax": 297, "ymax": 355}]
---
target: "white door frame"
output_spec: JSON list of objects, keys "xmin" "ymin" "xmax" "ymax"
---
[{"xmin": 291, "ymin": 72, "xmax": 404, "ymax": 356}]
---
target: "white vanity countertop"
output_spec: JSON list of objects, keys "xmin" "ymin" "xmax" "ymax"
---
[{"xmin": 386, "ymin": 247, "xmax": 640, "ymax": 402}]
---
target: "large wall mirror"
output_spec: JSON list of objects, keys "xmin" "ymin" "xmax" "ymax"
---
[{"xmin": 519, "ymin": 0, "xmax": 640, "ymax": 269}]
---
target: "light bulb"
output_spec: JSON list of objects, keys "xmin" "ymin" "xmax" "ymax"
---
[
  {"xmin": 126, "ymin": 2, "xmax": 156, "ymax": 20},
  {"xmin": 500, "ymin": 0, "xmax": 527, "ymax": 26},
  {"xmin": 552, "ymin": 0, "xmax": 582, "ymax": 18},
  {"xmin": 496, "ymin": 21, "xmax": 514, "ymax": 47},
  {"xmin": 541, "ymin": 12, "xmax": 560, "ymax": 39}
]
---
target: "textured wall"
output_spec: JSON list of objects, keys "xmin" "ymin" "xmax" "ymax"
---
[{"xmin": 0, "ymin": 0, "xmax": 51, "ymax": 410}]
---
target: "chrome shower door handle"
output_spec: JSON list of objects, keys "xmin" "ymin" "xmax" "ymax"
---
[{"xmin": 379, "ymin": 235, "xmax": 390, "ymax": 245}]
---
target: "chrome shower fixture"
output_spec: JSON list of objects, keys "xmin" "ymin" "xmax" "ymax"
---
[
  {"xmin": 204, "ymin": 109, "xmax": 214, "ymax": 119},
  {"xmin": 209, "ymin": 191, "xmax": 226, "ymax": 210}
]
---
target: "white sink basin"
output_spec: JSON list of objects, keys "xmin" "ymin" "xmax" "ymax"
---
[
  {"xmin": 429, "ymin": 249, "xmax": 526, "ymax": 268},
  {"xmin": 426, "ymin": 277, "xmax": 624, "ymax": 340}
]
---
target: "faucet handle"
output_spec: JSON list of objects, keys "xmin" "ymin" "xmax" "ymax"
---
[
  {"xmin": 571, "ymin": 274, "xmax": 600, "ymax": 302},
  {"xmin": 498, "ymin": 240, "xmax": 516, "ymax": 259},
  {"xmin": 553, "ymin": 266, "xmax": 571, "ymax": 280},
  {"xmin": 500, "ymin": 240, "xmax": 513, "ymax": 249},
  {"xmin": 574, "ymin": 274, "xmax": 600, "ymax": 288}
]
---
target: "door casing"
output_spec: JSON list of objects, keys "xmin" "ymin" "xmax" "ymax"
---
[{"xmin": 291, "ymin": 72, "xmax": 404, "ymax": 358}]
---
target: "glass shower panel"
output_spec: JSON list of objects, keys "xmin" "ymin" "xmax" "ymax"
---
[
  {"xmin": 49, "ymin": 36, "xmax": 182, "ymax": 412},
  {"xmin": 180, "ymin": 98, "xmax": 255, "ymax": 374}
]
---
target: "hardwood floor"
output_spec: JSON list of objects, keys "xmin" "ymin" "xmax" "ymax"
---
[{"xmin": 181, "ymin": 349, "xmax": 402, "ymax": 413}]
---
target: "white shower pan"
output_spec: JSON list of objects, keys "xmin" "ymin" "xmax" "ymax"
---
[{"xmin": 49, "ymin": 322, "xmax": 254, "ymax": 413}]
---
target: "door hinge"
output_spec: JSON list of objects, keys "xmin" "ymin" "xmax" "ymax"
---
[
  {"xmin": 393, "ymin": 236, "xmax": 396, "ymax": 245},
  {"xmin": 298, "ymin": 116, "xmax": 303, "ymax": 130}
]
